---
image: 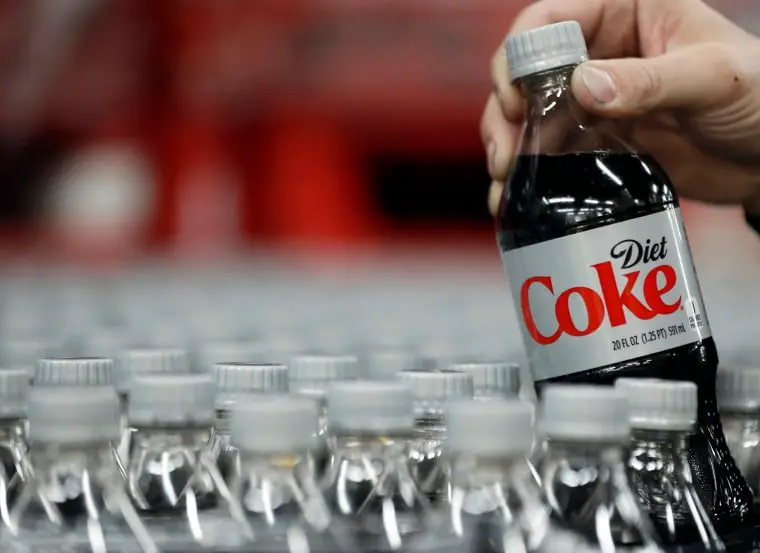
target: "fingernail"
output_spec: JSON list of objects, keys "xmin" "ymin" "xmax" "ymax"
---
[
  {"xmin": 487, "ymin": 141, "xmax": 497, "ymax": 175},
  {"xmin": 580, "ymin": 65, "xmax": 618, "ymax": 104}
]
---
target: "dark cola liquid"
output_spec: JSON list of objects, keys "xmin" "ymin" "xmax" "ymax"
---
[{"xmin": 497, "ymin": 152, "xmax": 754, "ymax": 537}]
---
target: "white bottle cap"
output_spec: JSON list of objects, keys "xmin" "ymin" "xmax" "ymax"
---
[
  {"xmin": 396, "ymin": 369, "xmax": 474, "ymax": 417},
  {"xmin": 214, "ymin": 362, "xmax": 289, "ymax": 410},
  {"xmin": 116, "ymin": 348, "xmax": 189, "ymax": 394},
  {"xmin": 128, "ymin": 374, "xmax": 215, "ymax": 427},
  {"xmin": 231, "ymin": 395, "xmax": 318, "ymax": 454},
  {"xmin": 506, "ymin": 21, "xmax": 589, "ymax": 82},
  {"xmin": 717, "ymin": 366, "xmax": 760, "ymax": 413},
  {"xmin": 451, "ymin": 361, "xmax": 521, "ymax": 397},
  {"xmin": 328, "ymin": 381, "xmax": 415, "ymax": 433},
  {"xmin": 447, "ymin": 398, "xmax": 535, "ymax": 457},
  {"xmin": 363, "ymin": 346, "xmax": 434, "ymax": 380},
  {"xmin": 34, "ymin": 357, "xmax": 114, "ymax": 387},
  {"xmin": 289, "ymin": 354, "xmax": 359, "ymax": 401},
  {"xmin": 540, "ymin": 384, "xmax": 629, "ymax": 442},
  {"xmin": 198, "ymin": 340, "xmax": 265, "ymax": 372},
  {"xmin": 615, "ymin": 378, "xmax": 697, "ymax": 432},
  {"xmin": 0, "ymin": 368, "xmax": 30, "ymax": 418},
  {"xmin": 28, "ymin": 386, "xmax": 121, "ymax": 444}
]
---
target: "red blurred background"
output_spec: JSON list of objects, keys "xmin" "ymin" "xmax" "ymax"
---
[{"xmin": 0, "ymin": 0, "xmax": 756, "ymax": 268}]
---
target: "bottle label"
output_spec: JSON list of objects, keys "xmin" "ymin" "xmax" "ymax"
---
[{"xmin": 501, "ymin": 208, "xmax": 711, "ymax": 381}]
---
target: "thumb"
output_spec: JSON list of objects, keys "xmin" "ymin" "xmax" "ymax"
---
[{"xmin": 570, "ymin": 44, "xmax": 747, "ymax": 118}]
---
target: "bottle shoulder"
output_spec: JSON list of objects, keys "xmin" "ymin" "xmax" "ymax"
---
[{"xmin": 497, "ymin": 152, "xmax": 678, "ymax": 249}]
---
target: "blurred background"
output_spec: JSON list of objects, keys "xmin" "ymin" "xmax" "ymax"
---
[{"xmin": 0, "ymin": 0, "xmax": 758, "ymax": 370}]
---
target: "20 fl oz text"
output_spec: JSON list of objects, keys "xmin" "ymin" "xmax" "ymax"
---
[{"xmin": 611, "ymin": 324, "xmax": 687, "ymax": 352}]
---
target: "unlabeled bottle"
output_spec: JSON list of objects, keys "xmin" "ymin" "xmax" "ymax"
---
[
  {"xmin": 717, "ymin": 366, "xmax": 760, "ymax": 503},
  {"xmin": 3, "ymin": 386, "xmax": 157, "ymax": 553},
  {"xmin": 615, "ymin": 378, "xmax": 724, "ymax": 550},
  {"xmin": 536, "ymin": 384, "xmax": 661, "ymax": 552},
  {"xmin": 497, "ymin": 20, "xmax": 752, "ymax": 532},
  {"xmin": 212, "ymin": 362, "xmax": 289, "ymax": 484},
  {"xmin": 33, "ymin": 357, "xmax": 114, "ymax": 387},
  {"xmin": 0, "ymin": 369, "xmax": 30, "ymax": 520},
  {"xmin": 116, "ymin": 348, "xmax": 190, "ymax": 460},
  {"xmin": 438, "ymin": 398, "xmax": 575, "ymax": 553},
  {"xmin": 126, "ymin": 373, "xmax": 224, "ymax": 550},
  {"xmin": 289, "ymin": 354, "xmax": 359, "ymax": 480},
  {"xmin": 225, "ymin": 394, "xmax": 347, "ymax": 553},
  {"xmin": 325, "ymin": 380, "xmax": 429, "ymax": 552},
  {"xmin": 450, "ymin": 361, "xmax": 521, "ymax": 399},
  {"xmin": 396, "ymin": 369, "xmax": 474, "ymax": 504}
]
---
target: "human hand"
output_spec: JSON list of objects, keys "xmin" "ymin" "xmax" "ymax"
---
[{"xmin": 483, "ymin": 0, "xmax": 760, "ymax": 215}]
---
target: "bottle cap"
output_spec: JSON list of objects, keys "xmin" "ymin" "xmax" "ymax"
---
[
  {"xmin": 447, "ymin": 399, "xmax": 535, "ymax": 457},
  {"xmin": 328, "ymin": 381, "xmax": 415, "ymax": 433},
  {"xmin": 214, "ymin": 362, "xmax": 289, "ymax": 410},
  {"xmin": 506, "ymin": 21, "xmax": 588, "ymax": 82},
  {"xmin": 364, "ymin": 346, "xmax": 435, "ymax": 380},
  {"xmin": 540, "ymin": 384, "xmax": 629, "ymax": 441},
  {"xmin": 129, "ymin": 374, "xmax": 215, "ymax": 427},
  {"xmin": 717, "ymin": 366, "xmax": 760, "ymax": 413},
  {"xmin": 34, "ymin": 357, "xmax": 114, "ymax": 387},
  {"xmin": 0, "ymin": 368, "xmax": 30, "ymax": 418},
  {"xmin": 28, "ymin": 386, "xmax": 120, "ymax": 444},
  {"xmin": 198, "ymin": 340, "xmax": 264, "ymax": 372},
  {"xmin": 396, "ymin": 369, "xmax": 474, "ymax": 417},
  {"xmin": 231, "ymin": 395, "xmax": 318, "ymax": 453},
  {"xmin": 289, "ymin": 354, "xmax": 359, "ymax": 401},
  {"xmin": 451, "ymin": 361, "xmax": 521, "ymax": 398},
  {"xmin": 116, "ymin": 348, "xmax": 189, "ymax": 394},
  {"xmin": 615, "ymin": 378, "xmax": 697, "ymax": 432}
]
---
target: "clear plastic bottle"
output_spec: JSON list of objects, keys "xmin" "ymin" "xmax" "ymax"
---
[
  {"xmin": 288, "ymin": 354, "xmax": 359, "ymax": 481},
  {"xmin": 211, "ymin": 362, "xmax": 289, "ymax": 484},
  {"xmin": 324, "ymin": 380, "xmax": 429, "ymax": 552},
  {"xmin": 224, "ymin": 394, "xmax": 348, "ymax": 553},
  {"xmin": 717, "ymin": 366, "xmax": 760, "ymax": 503},
  {"xmin": 395, "ymin": 369, "xmax": 474, "ymax": 505},
  {"xmin": 437, "ymin": 398, "xmax": 575, "ymax": 553},
  {"xmin": 615, "ymin": 378, "xmax": 724, "ymax": 550},
  {"xmin": 3, "ymin": 386, "xmax": 157, "ymax": 553},
  {"xmin": 116, "ymin": 348, "xmax": 190, "ymax": 461},
  {"xmin": 33, "ymin": 357, "xmax": 114, "ymax": 387},
  {"xmin": 450, "ymin": 361, "xmax": 521, "ymax": 400},
  {"xmin": 0, "ymin": 369, "xmax": 30, "ymax": 524},
  {"xmin": 125, "ymin": 373, "xmax": 225, "ymax": 550},
  {"xmin": 536, "ymin": 384, "xmax": 662, "ymax": 552}
]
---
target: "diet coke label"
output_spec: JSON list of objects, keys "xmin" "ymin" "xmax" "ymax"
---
[{"xmin": 501, "ymin": 208, "xmax": 711, "ymax": 381}]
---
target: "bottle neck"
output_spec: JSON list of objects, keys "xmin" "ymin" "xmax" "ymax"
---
[{"xmin": 519, "ymin": 66, "xmax": 575, "ymax": 115}]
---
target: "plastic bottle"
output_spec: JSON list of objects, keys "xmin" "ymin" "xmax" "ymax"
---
[
  {"xmin": 450, "ymin": 361, "xmax": 521, "ymax": 399},
  {"xmin": 497, "ymin": 20, "xmax": 751, "ymax": 531},
  {"xmin": 536, "ymin": 384, "xmax": 662, "ymax": 552},
  {"xmin": 396, "ymin": 369, "xmax": 474, "ymax": 504},
  {"xmin": 615, "ymin": 378, "xmax": 724, "ymax": 549},
  {"xmin": 0, "ymin": 369, "xmax": 29, "ymax": 523}
]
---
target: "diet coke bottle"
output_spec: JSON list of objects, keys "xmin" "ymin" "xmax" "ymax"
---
[{"xmin": 497, "ymin": 21, "xmax": 753, "ymax": 536}]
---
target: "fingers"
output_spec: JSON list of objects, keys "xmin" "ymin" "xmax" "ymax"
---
[
  {"xmin": 481, "ymin": 93, "xmax": 520, "ymax": 181},
  {"xmin": 488, "ymin": 181, "xmax": 504, "ymax": 217},
  {"xmin": 570, "ymin": 43, "xmax": 750, "ymax": 118}
]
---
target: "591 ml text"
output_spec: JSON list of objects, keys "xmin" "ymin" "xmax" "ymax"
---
[{"xmin": 612, "ymin": 323, "xmax": 687, "ymax": 352}]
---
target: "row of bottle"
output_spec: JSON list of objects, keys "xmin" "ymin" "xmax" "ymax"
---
[{"xmin": 6, "ymin": 353, "xmax": 760, "ymax": 551}]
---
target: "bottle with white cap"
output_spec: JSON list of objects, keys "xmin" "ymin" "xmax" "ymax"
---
[
  {"xmin": 396, "ymin": 369, "xmax": 474, "ymax": 504},
  {"xmin": 127, "ymin": 374, "xmax": 217, "ymax": 520},
  {"xmin": 223, "ymin": 394, "xmax": 348, "ymax": 553},
  {"xmin": 536, "ymin": 384, "xmax": 661, "ymax": 552},
  {"xmin": 324, "ymin": 381, "xmax": 429, "ymax": 551},
  {"xmin": 435, "ymin": 398, "xmax": 577, "ymax": 553},
  {"xmin": 450, "ymin": 360, "xmax": 521, "ymax": 399},
  {"xmin": 211, "ymin": 362, "xmax": 289, "ymax": 484},
  {"xmin": 615, "ymin": 378, "xmax": 723, "ymax": 550},
  {"xmin": 4, "ymin": 386, "xmax": 157, "ymax": 553},
  {"xmin": 717, "ymin": 365, "xmax": 760, "ymax": 504},
  {"xmin": 0, "ymin": 369, "xmax": 30, "ymax": 515},
  {"xmin": 115, "ymin": 348, "xmax": 190, "ymax": 461},
  {"xmin": 289, "ymin": 354, "xmax": 359, "ymax": 479}
]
